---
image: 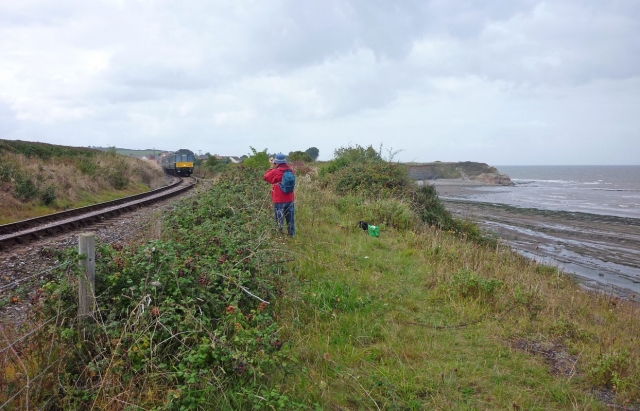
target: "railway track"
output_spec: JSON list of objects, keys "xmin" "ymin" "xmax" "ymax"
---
[{"xmin": 0, "ymin": 177, "xmax": 196, "ymax": 251}]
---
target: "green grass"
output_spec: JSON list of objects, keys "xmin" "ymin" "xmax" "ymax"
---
[{"xmin": 272, "ymin": 179, "xmax": 638, "ymax": 410}]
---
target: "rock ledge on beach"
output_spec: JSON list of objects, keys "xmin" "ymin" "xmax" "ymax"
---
[{"xmin": 406, "ymin": 161, "xmax": 514, "ymax": 186}]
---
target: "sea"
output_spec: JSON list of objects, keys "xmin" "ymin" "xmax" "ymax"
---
[
  {"xmin": 440, "ymin": 165, "xmax": 640, "ymax": 299},
  {"xmin": 473, "ymin": 165, "xmax": 640, "ymax": 219}
]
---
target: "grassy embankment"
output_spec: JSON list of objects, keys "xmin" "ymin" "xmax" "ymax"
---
[
  {"xmin": 0, "ymin": 139, "xmax": 166, "ymax": 224},
  {"xmin": 283, "ymin": 178, "xmax": 639, "ymax": 410},
  {"xmin": 0, "ymin": 145, "xmax": 637, "ymax": 410},
  {"xmin": 273, "ymin": 147, "xmax": 639, "ymax": 409}
]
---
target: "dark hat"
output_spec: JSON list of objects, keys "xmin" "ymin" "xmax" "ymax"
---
[{"xmin": 274, "ymin": 153, "xmax": 287, "ymax": 164}]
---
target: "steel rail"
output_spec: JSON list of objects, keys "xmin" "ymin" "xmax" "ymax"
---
[
  {"xmin": 0, "ymin": 177, "xmax": 195, "ymax": 251},
  {"xmin": 0, "ymin": 178, "xmax": 182, "ymax": 236}
]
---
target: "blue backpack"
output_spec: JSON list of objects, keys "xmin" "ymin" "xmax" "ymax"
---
[{"xmin": 279, "ymin": 170, "xmax": 296, "ymax": 193}]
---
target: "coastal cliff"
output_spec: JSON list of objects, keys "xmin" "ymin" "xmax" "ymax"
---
[{"xmin": 406, "ymin": 161, "xmax": 513, "ymax": 185}]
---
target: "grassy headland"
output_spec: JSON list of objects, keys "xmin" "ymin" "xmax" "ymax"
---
[
  {"xmin": 0, "ymin": 145, "xmax": 638, "ymax": 410},
  {"xmin": 0, "ymin": 139, "xmax": 166, "ymax": 224},
  {"xmin": 406, "ymin": 161, "xmax": 513, "ymax": 185}
]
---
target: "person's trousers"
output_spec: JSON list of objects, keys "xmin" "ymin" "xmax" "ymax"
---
[{"xmin": 274, "ymin": 202, "xmax": 295, "ymax": 237}]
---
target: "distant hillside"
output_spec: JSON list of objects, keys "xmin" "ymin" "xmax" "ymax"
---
[
  {"xmin": 0, "ymin": 139, "xmax": 165, "ymax": 224},
  {"xmin": 406, "ymin": 161, "xmax": 513, "ymax": 185},
  {"xmin": 92, "ymin": 147, "xmax": 166, "ymax": 159}
]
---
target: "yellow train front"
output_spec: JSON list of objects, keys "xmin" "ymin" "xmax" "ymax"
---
[{"xmin": 160, "ymin": 149, "xmax": 195, "ymax": 177}]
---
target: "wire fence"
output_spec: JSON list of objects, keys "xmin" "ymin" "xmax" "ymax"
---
[
  {"xmin": 0, "ymin": 219, "xmax": 156, "ymax": 294},
  {"xmin": 0, "ymin": 220, "xmax": 160, "ymax": 410}
]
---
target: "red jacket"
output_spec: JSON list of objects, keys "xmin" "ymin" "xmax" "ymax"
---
[{"xmin": 264, "ymin": 164, "xmax": 295, "ymax": 203}]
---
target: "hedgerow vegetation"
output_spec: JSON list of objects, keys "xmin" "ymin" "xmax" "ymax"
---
[
  {"xmin": 1, "ymin": 144, "xmax": 638, "ymax": 410},
  {"xmin": 0, "ymin": 139, "xmax": 165, "ymax": 224},
  {"xmin": 318, "ymin": 144, "xmax": 490, "ymax": 244},
  {"xmin": 0, "ymin": 168, "xmax": 308, "ymax": 410}
]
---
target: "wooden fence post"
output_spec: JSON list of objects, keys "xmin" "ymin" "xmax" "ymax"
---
[
  {"xmin": 78, "ymin": 233, "xmax": 96, "ymax": 320},
  {"xmin": 155, "ymin": 219, "xmax": 162, "ymax": 239}
]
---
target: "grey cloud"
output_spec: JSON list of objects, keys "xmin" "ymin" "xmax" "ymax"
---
[
  {"xmin": 1, "ymin": 0, "xmax": 639, "ymax": 164},
  {"xmin": 112, "ymin": 67, "xmax": 210, "ymax": 92}
]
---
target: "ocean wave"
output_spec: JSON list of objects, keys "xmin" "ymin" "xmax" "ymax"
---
[
  {"xmin": 512, "ymin": 178, "xmax": 576, "ymax": 184},
  {"xmin": 586, "ymin": 188, "xmax": 639, "ymax": 192}
]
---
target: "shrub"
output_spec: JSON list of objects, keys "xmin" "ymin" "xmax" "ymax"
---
[
  {"xmin": 243, "ymin": 147, "xmax": 270, "ymax": 169},
  {"xmin": 452, "ymin": 269, "xmax": 502, "ymax": 301},
  {"xmin": 40, "ymin": 185, "xmax": 56, "ymax": 205},
  {"xmin": 108, "ymin": 170, "xmax": 128, "ymax": 189},
  {"xmin": 76, "ymin": 157, "xmax": 97, "ymax": 175},
  {"xmin": 513, "ymin": 286, "xmax": 545, "ymax": 319},
  {"xmin": 410, "ymin": 184, "xmax": 454, "ymax": 229},
  {"xmin": 14, "ymin": 176, "xmax": 39, "ymax": 201},
  {"xmin": 288, "ymin": 151, "xmax": 314, "ymax": 163},
  {"xmin": 318, "ymin": 144, "xmax": 383, "ymax": 176},
  {"xmin": 204, "ymin": 156, "xmax": 231, "ymax": 175},
  {"xmin": 333, "ymin": 144, "xmax": 382, "ymax": 163},
  {"xmin": 588, "ymin": 351, "xmax": 630, "ymax": 389},
  {"xmin": 0, "ymin": 163, "xmax": 14, "ymax": 182},
  {"xmin": 106, "ymin": 159, "xmax": 129, "ymax": 189},
  {"xmin": 319, "ymin": 161, "xmax": 410, "ymax": 197}
]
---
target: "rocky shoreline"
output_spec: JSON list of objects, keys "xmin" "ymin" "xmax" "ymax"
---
[{"xmin": 431, "ymin": 181, "xmax": 640, "ymax": 301}]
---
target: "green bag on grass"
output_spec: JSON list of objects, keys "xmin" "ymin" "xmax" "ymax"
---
[{"xmin": 367, "ymin": 225, "xmax": 379, "ymax": 237}]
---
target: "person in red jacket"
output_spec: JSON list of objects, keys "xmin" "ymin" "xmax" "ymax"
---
[{"xmin": 264, "ymin": 152, "xmax": 295, "ymax": 237}]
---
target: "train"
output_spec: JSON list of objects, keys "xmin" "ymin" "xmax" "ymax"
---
[{"xmin": 160, "ymin": 149, "xmax": 195, "ymax": 176}]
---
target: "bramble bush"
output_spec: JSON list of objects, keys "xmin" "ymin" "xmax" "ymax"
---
[
  {"xmin": 28, "ymin": 168, "xmax": 310, "ymax": 410},
  {"xmin": 318, "ymin": 144, "xmax": 409, "ymax": 195}
]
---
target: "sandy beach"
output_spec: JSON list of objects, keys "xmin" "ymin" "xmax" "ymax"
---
[{"xmin": 429, "ymin": 180, "xmax": 640, "ymax": 301}]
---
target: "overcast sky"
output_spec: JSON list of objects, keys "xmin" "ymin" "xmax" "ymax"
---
[{"xmin": 1, "ymin": 1, "xmax": 639, "ymax": 165}]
